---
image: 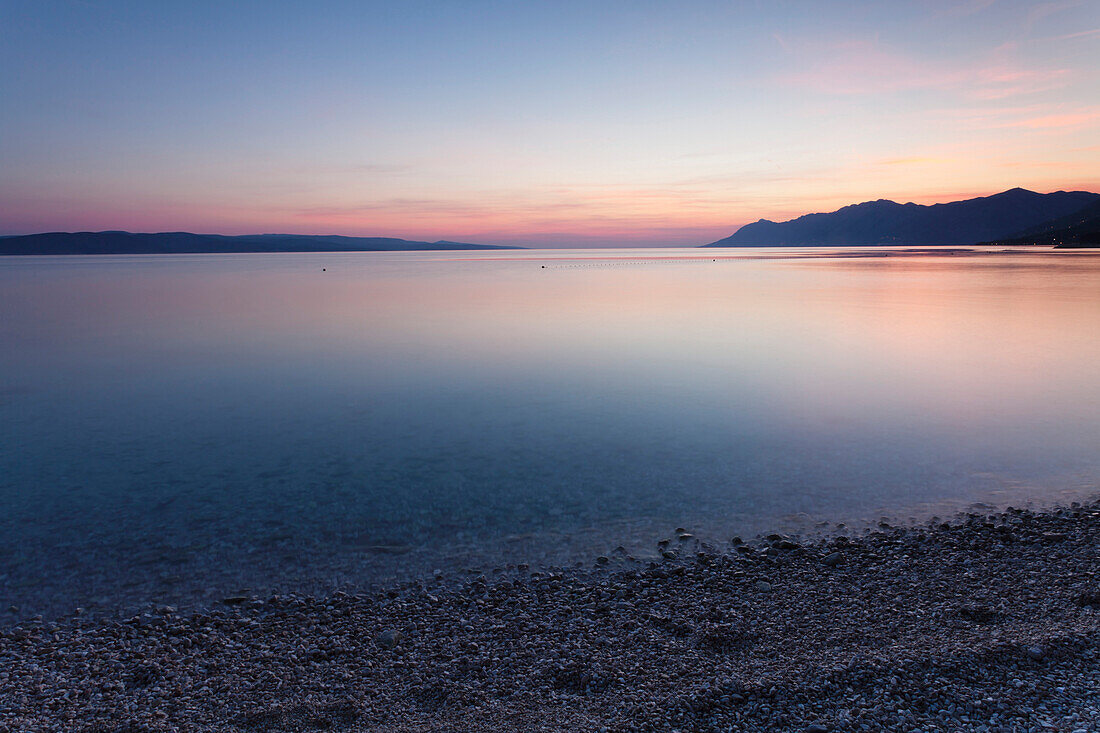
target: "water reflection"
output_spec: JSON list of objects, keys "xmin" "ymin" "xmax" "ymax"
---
[{"xmin": 0, "ymin": 248, "xmax": 1098, "ymax": 615}]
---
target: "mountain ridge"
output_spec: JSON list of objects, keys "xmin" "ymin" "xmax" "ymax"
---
[
  {"xmin": 979, "ymin": 198, "xmax": 1100, "ymax": 248},
  {"xmin": 0, "ymin": 231, "xmax": 521, "ymax": 255},
  {"xmin": 704, "ymin": 188, "xmax": 1100, "ymax": 247}
]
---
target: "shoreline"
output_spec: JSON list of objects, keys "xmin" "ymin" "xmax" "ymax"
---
[
  {"xmin": 2, "ymin": 501, "xmax": 1098, "ymax": 731},
  {"xmin": 6, "ymin": 488, "xmax": 1095, "ymax": 626}
]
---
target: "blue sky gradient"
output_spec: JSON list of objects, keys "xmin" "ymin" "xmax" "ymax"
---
[{"xmin": 2, "ymin": 0, "xmax": 1098, "ymax": 245}]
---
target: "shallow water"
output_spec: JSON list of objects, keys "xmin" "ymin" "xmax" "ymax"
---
[{"xmin": 2, "ymin": 247, "xmax": 1099, "ymax": 615}]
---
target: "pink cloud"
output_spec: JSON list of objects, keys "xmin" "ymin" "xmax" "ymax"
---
[
  {"xmin": 969, "ymin": 64, "xmax": 1072, "ymax": 99},
  {"xmin": 942, "ymin": 103, "xmax": 1100, "ymax": 130},
  {"xmin": 1039, "ymin": 27, "xmax": 1100, "ymax": 41},
  {"xmin": 1025, "ymin": 0, "xmax": 1083, "ymax": 28},
  {"xmin": 777, "ymin": 38, "xmax": 1071, "ymax": 100},
  {"xmin": 876, "ymin": 156, "xmax": 952, "ymax": 166},
  {"xmin": 1001, "ymin": 109, "xmax": 1100, "ymax": 128},
  {"xmin": 777, "ymin": 40, "xmax": 962, "ymax": 95}
]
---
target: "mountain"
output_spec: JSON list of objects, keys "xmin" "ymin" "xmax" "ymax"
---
[
  {"xmin": 979, "ymin": 198, "xmax": 1100, "ymax": 248},
  {"xmin": 703, "ymin": 188, "xmax": 1100, "ymax": 247},
  {"xmin": 0, "ymin": 231, "xmax": 521, "ymax": 255}
]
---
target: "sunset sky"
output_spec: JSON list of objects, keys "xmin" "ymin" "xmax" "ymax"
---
[{"xmin": 2, "ymin": 0, "xmax": 1098, "ymax": 247}]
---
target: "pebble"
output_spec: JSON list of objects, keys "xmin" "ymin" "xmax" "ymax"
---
[
  {"xmin": 378, "ymin": 628, "xmax": 401, "ymax": 649},
  {"xmin": 0, "ymin": 501, "xmax": 1097, "ymax": 732}
]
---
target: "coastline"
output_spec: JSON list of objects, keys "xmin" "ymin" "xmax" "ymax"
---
[
  {"xmin": 3, "ymin": 501, "xmax": 1097, "ymax": 731},
  {"xmin": 5, "ymin": 486, "xmax": 1093, "ymax": 625}
]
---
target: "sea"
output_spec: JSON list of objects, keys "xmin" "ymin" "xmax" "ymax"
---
[{"xmin": 2, "ymin": 246, "xmax": 1098, "ymax": 617}]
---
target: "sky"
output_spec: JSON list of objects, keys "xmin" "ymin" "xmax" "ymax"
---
[{"xmin": 1, "ymin": 0, "xmax": 1098, "ymax": 247}]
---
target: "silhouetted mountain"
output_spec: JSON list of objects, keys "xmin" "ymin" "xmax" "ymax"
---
[
  {"xmin": 0, "ymin": 231, "xmax": 521, "ymax": 255},
  {"xmin": 979, "ymin": 199, "xmax": 1100, "ymax": 248},
  {"xmin": 703, "ymin": 188, "xmax": 1100, "ymax": 247}
]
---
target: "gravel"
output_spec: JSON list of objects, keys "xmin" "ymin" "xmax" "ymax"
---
[{"xmin": 1, "ymin": 501, "xmax": 1098, "ymax": 731}]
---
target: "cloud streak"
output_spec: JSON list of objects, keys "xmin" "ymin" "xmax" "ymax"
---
[
  {"xmin": 939, "ymin": 103, "xmax": 1100, "ymax": 130},
  {"xmin": 999, "ymin": 109, "xmax": 1100, "ymax": 129},
  {"xmin": 777, "ymin": 38, "xmax": 1071, "ymax": 100}
]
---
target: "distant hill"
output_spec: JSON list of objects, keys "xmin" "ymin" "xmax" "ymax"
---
[
  {"xmin": 979, "ymin": 199, "xmax": 1100, "ymax": 248},
  {"xmin": 704, "ymin": 188, "xmax": 1100, "ymax": 247},
  {"xmin": 0, "ymin": 231, "xmax": 521, "ymax": 255}
]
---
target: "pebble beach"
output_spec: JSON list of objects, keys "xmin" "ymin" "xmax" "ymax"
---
[{"xmin": 2, "ymin": 500, "xmax": 1098, "ymax": 732}]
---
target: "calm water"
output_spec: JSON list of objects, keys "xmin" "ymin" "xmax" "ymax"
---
[{"xmin": 2, "ymin": 247, "xmax": 1099, "ymax": 616}]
